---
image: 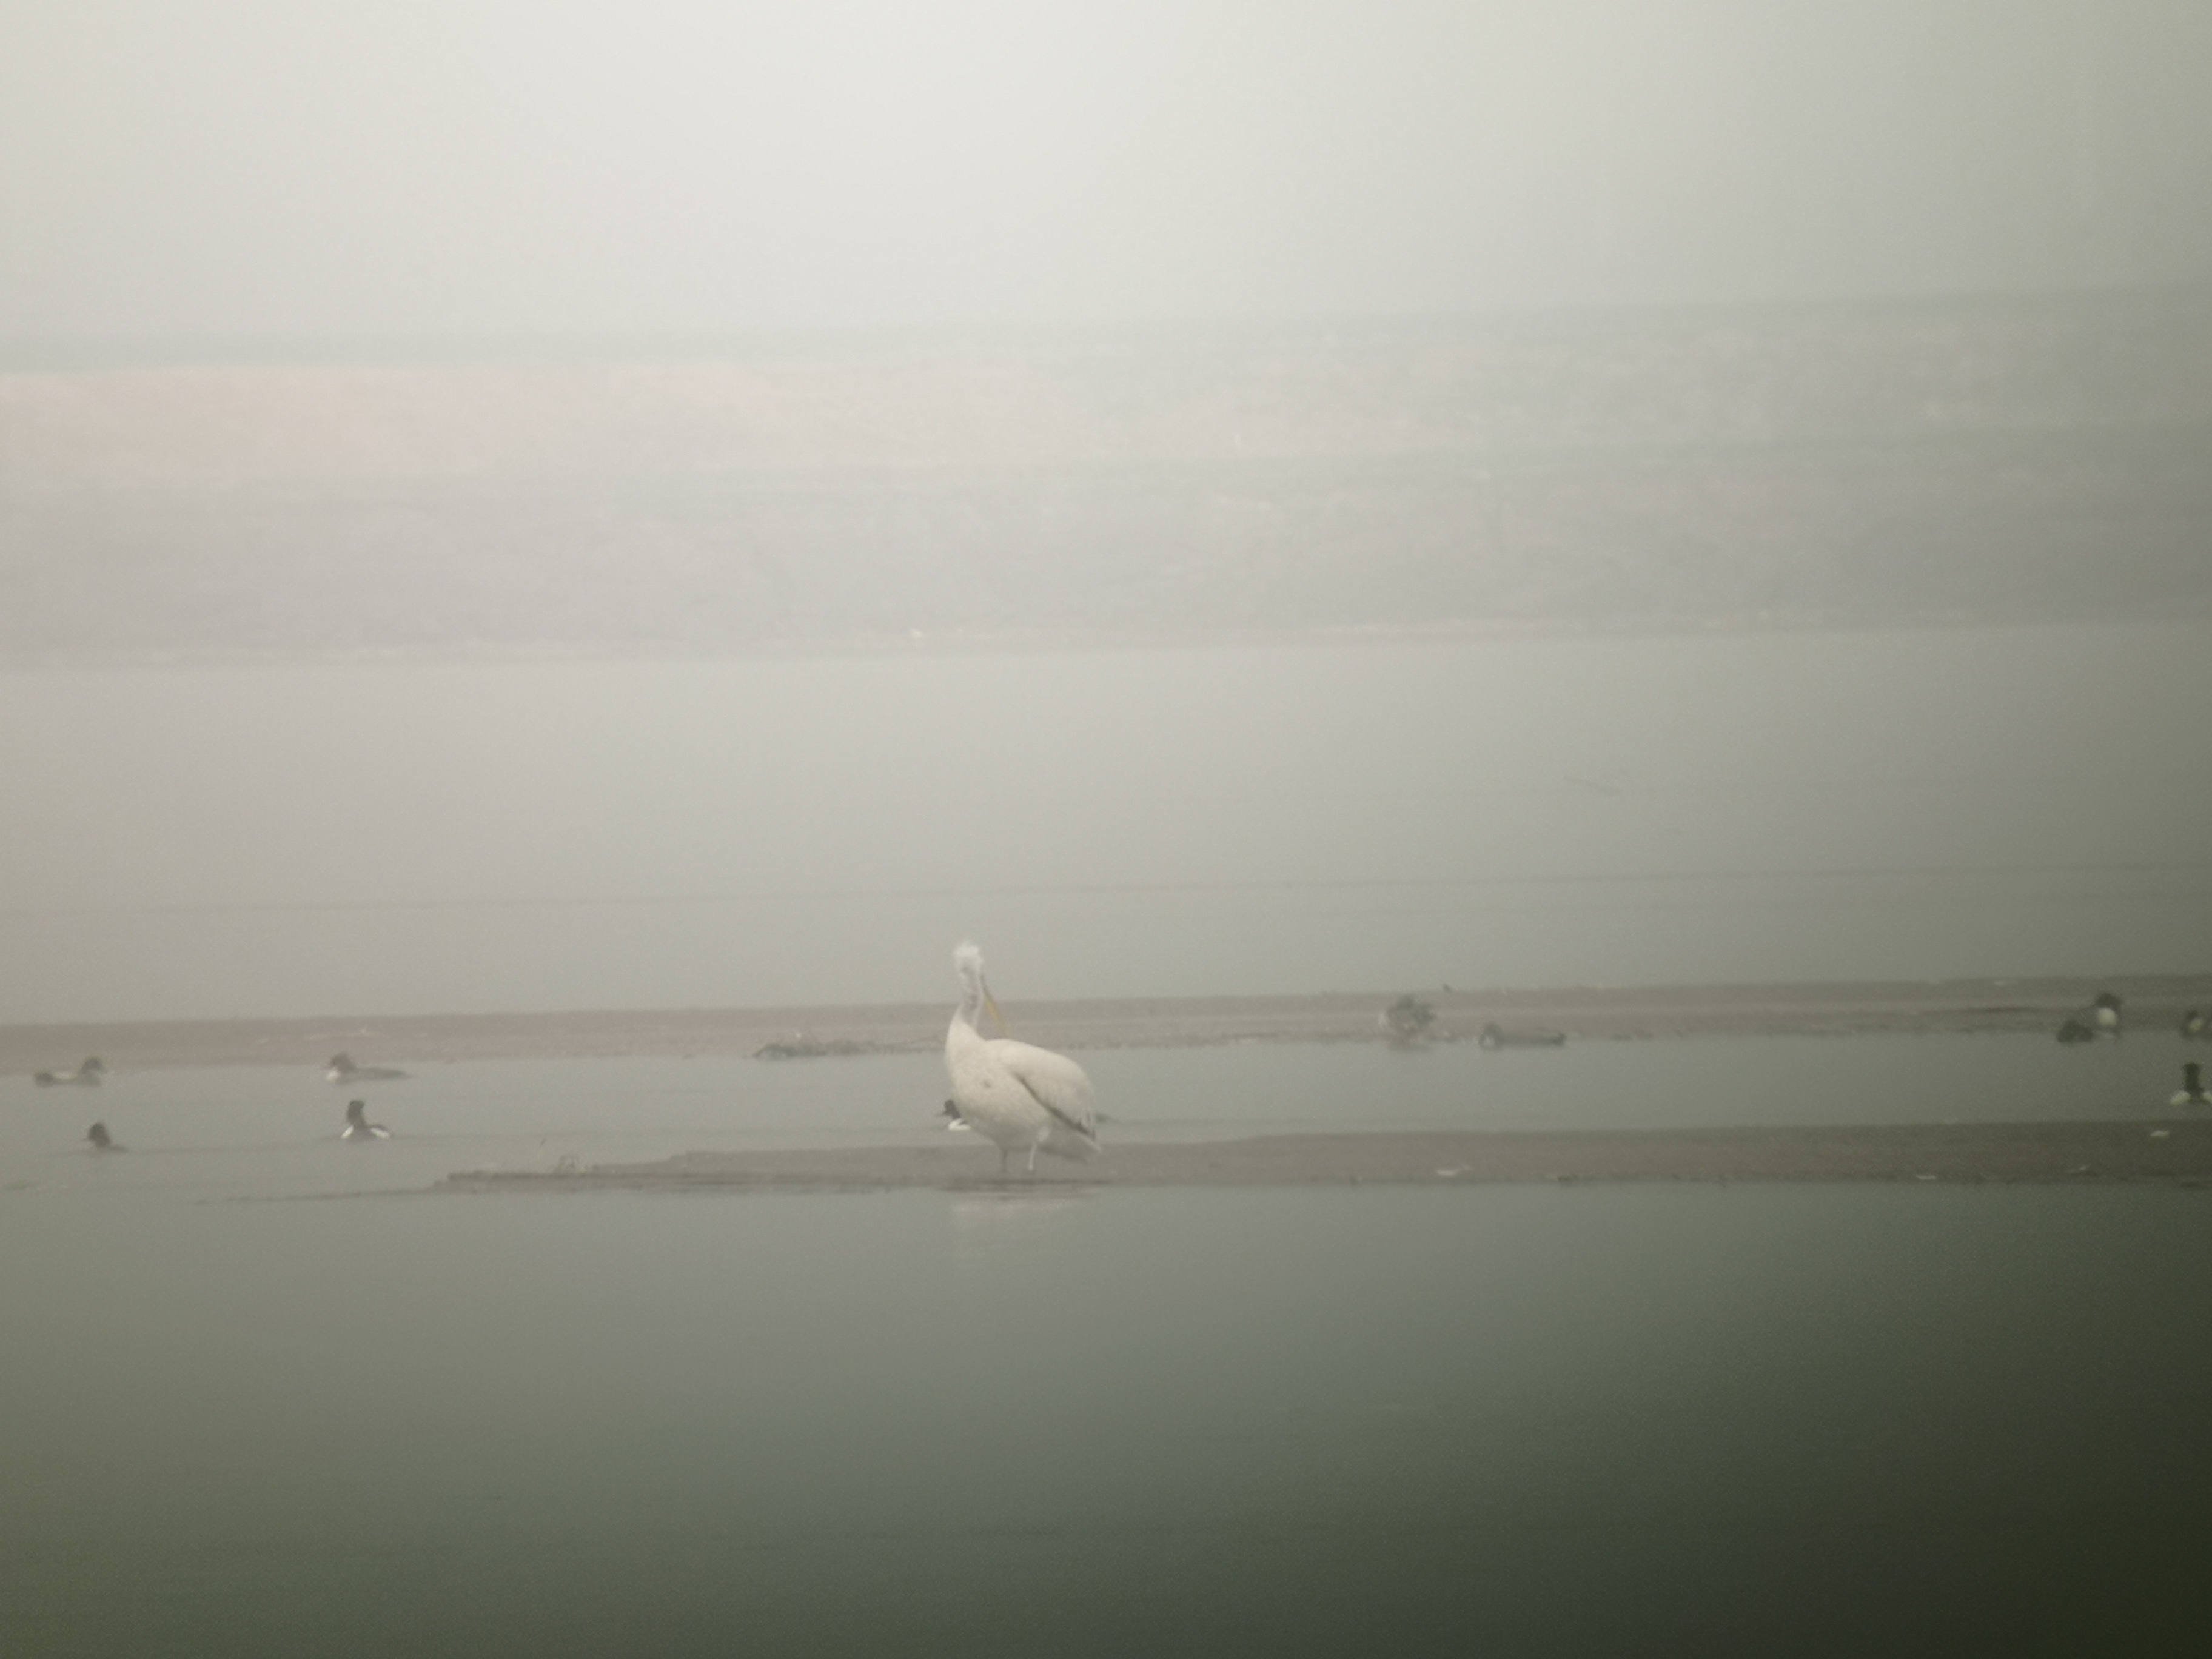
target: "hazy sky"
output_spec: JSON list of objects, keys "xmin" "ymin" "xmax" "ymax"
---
[{"xmin": 4, "ymin": 0, "xmax": 2208, "ymax": 347}]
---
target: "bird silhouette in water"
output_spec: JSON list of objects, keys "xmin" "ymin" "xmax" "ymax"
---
[
  {"xmin": 2174, "ymin": 1063, "xmax": 2210, "ymax": 1108},
  {"xmin": 85, "ymin": 1122, "xmax": 123, "ymax": 1151},
  {"xmin": 35, "ymin": 1057, "xmax": 106, "ymax": 1087},
  {"xmin": 340, "ymin": 1099, "xmax": 391, "ymax": 1141},
  {"xmin": 1480, "ymin": 1022, "xmax": 1567, "ymax": 1049},
  {"xmin": 326, "ymin": 1053, "xmax": 408, "ymax": 1084},
  {"xmin": 2092, "ymin": 992, "xmax": 2123, "ymax": 1036},
  {"xmin": 1381, "ymin": 995, "xmax": 1436, "ymax": 1041}
]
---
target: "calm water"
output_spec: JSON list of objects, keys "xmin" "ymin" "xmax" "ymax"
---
[
  {"xmin": 9, "ymin": 1037, "xmax": 2208, "ymax": 1652},
  {"xmin": 2, "ymin": 623, "xmax": 2208, "ymax": 1022},
  {"xmin": 5, "ymin": 1181, "xmax": 2211, "ymax": 1655}
]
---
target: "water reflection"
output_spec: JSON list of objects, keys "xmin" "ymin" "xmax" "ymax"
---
[
  {"xmin": 10, "ymin": 1183, "xmax": 2208, "ymax": 1653},
  {"xmin": 946, "ymin": 1189, "xmax": 1094, "ymax": 1259}
]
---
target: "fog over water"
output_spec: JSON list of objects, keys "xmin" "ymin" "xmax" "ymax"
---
[{"xmin": 2, "ymin": 623, "xmax": 2207, "ymax": 1022}]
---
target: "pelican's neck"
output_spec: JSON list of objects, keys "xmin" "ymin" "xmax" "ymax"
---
[
  {"xmin": 947, "ymin": 1008, "xmax": 988, "ymax": 1084},
  {"xmin": 953, "ymin": 954, "xmax": 990, "ymax": 1026},
  {"xmin": 951, "ymin": 977, "xmax": 984, "ymax": 1035}
]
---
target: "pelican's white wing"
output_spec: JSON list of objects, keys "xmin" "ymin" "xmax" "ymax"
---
[{"xmin": 987, "ymin": 1039, "xmax": 1099, "ymax": 1149}]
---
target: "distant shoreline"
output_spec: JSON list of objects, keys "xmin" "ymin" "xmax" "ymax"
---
[
  {"xmin": 12, "ymin": 612, "xmax": 2207, "ymax": 675},
  {"xmin": 6, "ymin": 973, "xmax": 2208, "ymax": 1074},
  {"xmin": 438, "ymin": 1119, "xmax": 2212, "ymax": 1194},
  {"xmin": 8, "ymin": 290, "xmax": 2207, "ymax": 662}
]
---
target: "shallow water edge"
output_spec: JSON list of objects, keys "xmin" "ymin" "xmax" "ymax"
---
[
  {"xmin": 7, "ymin": 972, "xmax": 2210, "ymax": 1074},
  {"xmin": 442, "ymin": 1119, "xmax": 2212, "ymax": 1195}
]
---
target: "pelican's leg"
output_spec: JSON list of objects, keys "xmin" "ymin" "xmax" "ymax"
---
[{"xmin": 1027, "ymin": 1142, "xmax": 1039, "ymax": 1175}]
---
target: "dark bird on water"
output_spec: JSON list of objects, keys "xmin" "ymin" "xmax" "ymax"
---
[
  {"xmin": 1381, "ymin": 995, "xmax": 1436, "ymax": 1041},
  {"xmin": 1479, "ymin": 1022, "xmax": 1567, "ymax": 1050},
  {"xmin": 2174, "ymin": 1063, "xmax": 2210, "ymax": 1108},
  {"xmin": 2055, "ymin": 1019, "xmax": 2097, "ymax": 1045},
  {"xmin": 327, "ymin": 1053, "xmax": 407, "ymax": 1084},
  {"xmin": 340, "ymin": 1099, "xmax": 391, "ymax": 1141},
  {"xmin": 85, "ymin": 1122, "xmax": 122, "ymax": 1151}
]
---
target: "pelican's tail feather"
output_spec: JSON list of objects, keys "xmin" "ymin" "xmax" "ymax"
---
[{"xmin": 1040, "ymin": 1121, "xmax": 1102, "ymax": 1162}]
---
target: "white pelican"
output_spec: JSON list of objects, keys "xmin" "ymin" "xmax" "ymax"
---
[
  {"xmin": 326, "ymin": 1053, "xmax": 407, "ymax": 1084},
  {"xmin": 35, "ymin": 1057, "xmax": 105, "ymax": 1087},
  {"xmin": 340, "ymin": 1099, "xmax": 391, "ymax": 1141},
  {"xmin": 943, "ymin": 943, "xmax": 1099, "ymax": 1178}
]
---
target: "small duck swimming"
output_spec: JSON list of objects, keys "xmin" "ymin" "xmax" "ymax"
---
[
  {"xmin": 1381, "ymin": 995, "xmax": 1436, "ymax": 1041},
  {"xmin": 2054, "ymin": 1018, "xmax": 2097, "ymax": 1045},
  {"xmin": 1479, "ymin": 1022, "xmax": 1567, "ymax": 1050},
  {"xmin": 2182, "ymin": 1009, "xmax": 2208, "ymax": 1041},
  {"xmin": 940, "ymin": 1098, "xmax": 972, "ymax": 1133},
  {"xmin": 340, "ymin": 1099, "xmax": 391, "ymax": 1141},
  {"xmin": 35, "ymin": 1057, "xmax": 106, "ymax": 1087},
  {"xmin": 85, "ymin": 1121, "xmax": 123, "ymax": 1151},
  {"xmin": 2092, "ymin": 991, "xmax": 2123, "ymax": 1035},
  {"xmin": 2174, "ymin": 1063, "xmax": 2210, "ymax": 1108},
  {"xmin": 326, "ymin": 1053, "xmax": 407, "ymax": 1084}
]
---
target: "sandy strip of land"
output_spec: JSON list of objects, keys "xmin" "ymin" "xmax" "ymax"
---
[
  {"xmin": 7, "ymin": 974, "xmax": 2210, "ymax": 1074},
  {"xmin": 438, "ymin": 1119, "xmax": 2212, "ymax": 1195}
]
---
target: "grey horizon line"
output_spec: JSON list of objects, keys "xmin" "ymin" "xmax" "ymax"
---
[{"xmin": 4, "ymin": 859, "xmax": 2208, "ymax": 920}]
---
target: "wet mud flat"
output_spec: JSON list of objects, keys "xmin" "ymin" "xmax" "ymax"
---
[
  {"xmin": 8, "ymin": 973, "xmax": 2210, "ymax": 1073},
  {"xmin": 439, "ymin": 1118, "xmax": 2212, "ymax": 1195}
]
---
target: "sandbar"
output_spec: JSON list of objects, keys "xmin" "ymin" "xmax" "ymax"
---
[{"xmin": 438, "ymin": 1119, "xmax": 2212, "ymax": 1195}]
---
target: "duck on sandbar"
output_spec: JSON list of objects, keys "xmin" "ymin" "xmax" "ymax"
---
[
  {"xmin": 326, "ymin": 1053, "xmax": 407, "ymax": 1084},
  {"xmin": 340, "ymin": 1099, "xmax": 391, "ymax": 1141},
  {"xmin": 85, "ymin": 1121, "xmax": 123, "ymax": 1151},
  {"xmin": 35, "ymin": 1057, "xmax": 106, "ymax": 1087},
  {"xmin": 2174, "ymin": 1063, "xmax": 2210, "ymax": 1108}
]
